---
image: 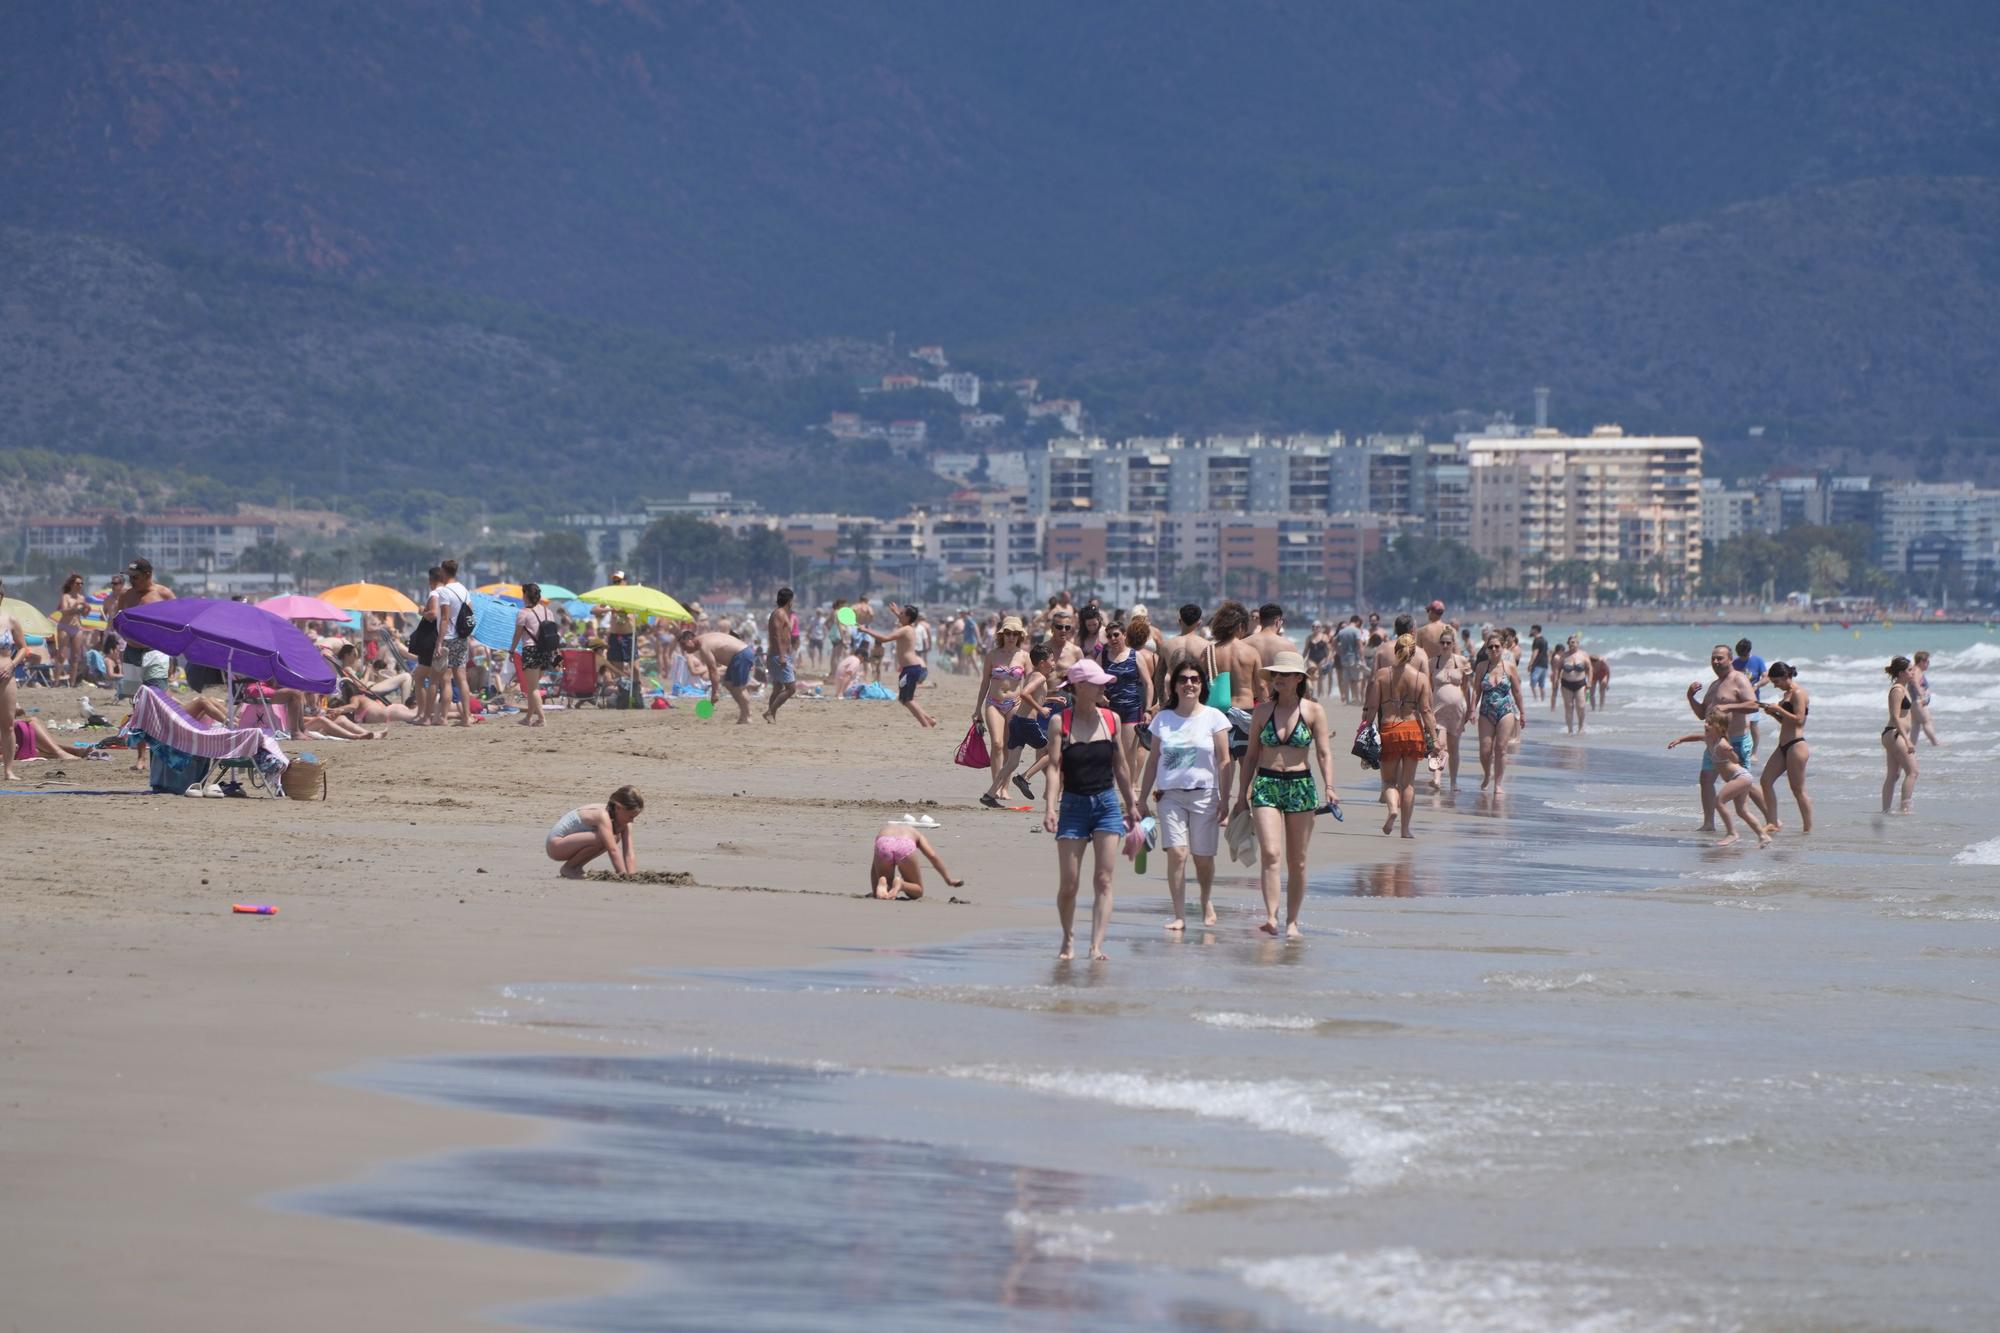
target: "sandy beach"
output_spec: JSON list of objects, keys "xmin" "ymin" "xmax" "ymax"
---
[
  {"xmin": 1, "ymin": 671, "xmax": 1405, "ymax": 1330},
  {"xmin": 6, "ymin": 631, "xmax": 1994, "ymax": 1329}
]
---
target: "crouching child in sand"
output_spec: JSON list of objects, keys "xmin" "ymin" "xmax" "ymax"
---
[
  {"xmin": 867, "ymin": 822, "xmax": 964, "ymax": 900},
  {"xmin": 1668, "ymin": 719, "xmax": 1771, "ymax": 847},
  {"xmin": 547, "ymin": 786, "xmax": 645, "ymax": 877}
]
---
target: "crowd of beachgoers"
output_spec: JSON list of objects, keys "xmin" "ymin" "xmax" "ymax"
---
[{"xmin": 1, "ymin": 562, "xmax": 1946, "ymax": 961}]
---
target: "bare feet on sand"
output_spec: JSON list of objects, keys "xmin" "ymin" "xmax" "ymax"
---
[{"xmin": 1165, "ymin": 918, "xmax": 1185, "ymax": 932}]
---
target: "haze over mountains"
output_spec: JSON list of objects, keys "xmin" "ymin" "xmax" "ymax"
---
[{"xmin": 4, "ymin": 0, "xmax": 1998, "ymax": 516}]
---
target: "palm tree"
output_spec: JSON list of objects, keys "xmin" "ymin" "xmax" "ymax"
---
[
  {"xmin": 1009, "ymin": 582, "xmax": 1032, "ymax": 612},
  {"xmin": 1805, "ymin": 546, "xmax": 1850, "ymax": 600}
]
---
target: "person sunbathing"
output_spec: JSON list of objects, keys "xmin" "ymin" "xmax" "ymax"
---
[
  {"xmin": 10, "ymin": 716, "xmax": 114, "ymax": 765},
  {"xmin": 866, "ymin": 821, "xmax": 965, "ymax": 900},
  {"xmin": 329, "ymin": 645, "xmax": 422, "ymax": 723}
]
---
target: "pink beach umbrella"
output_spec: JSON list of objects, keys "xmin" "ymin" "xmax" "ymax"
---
[{"xmin": 257, "ymin": 593, "xmax": 350, "ymax": 622}]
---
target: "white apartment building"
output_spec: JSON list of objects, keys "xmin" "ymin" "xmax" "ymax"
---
[
  {"xmin": 1466, "ymin": 427, "xmax": 1703, "ymax": 594},
  {"xmin": 1700, "ymin": 478, "xmax": 1758, "ymax": 543},
  {"xmin": 25, "ymin": 511, "xmax": 284, "ymax": 570},
  {"xmin": 1874, "ymin": 482, "xmax": 2000, "ymax": 574}
]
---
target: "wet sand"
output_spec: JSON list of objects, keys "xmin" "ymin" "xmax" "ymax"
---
[{"xmin": 0, "ymin": 672, "xmax": 1413, "ymax": 1329}]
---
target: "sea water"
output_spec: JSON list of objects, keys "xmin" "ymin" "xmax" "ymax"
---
[{"xmin": 296, "ymin": 622, "xmax": 1999, "ymax": 1331}]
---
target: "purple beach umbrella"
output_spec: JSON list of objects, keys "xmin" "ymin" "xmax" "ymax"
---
[{"xmin": 115, "ymin": 598, "xmax": 338, "ymax": 695}]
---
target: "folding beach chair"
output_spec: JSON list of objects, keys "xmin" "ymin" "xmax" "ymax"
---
[{"xmin": 557, "ymin": 648, "xmax": 605, "ymax": 708}]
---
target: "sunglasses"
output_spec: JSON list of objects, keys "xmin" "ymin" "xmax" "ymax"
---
[{"xmin": 1174, "ymin": 676, "xmax": 1201, "ymax": 686}]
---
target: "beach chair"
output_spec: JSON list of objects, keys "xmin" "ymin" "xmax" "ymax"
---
[
  {"xmin": 127, "ymin": 686, "xmax": 290, "ymax": 796},
  {"xmin": 557, "ymin": 648, "xmax": 603, "ymax": 707}
]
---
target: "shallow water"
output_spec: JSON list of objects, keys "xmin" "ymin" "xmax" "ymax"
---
[{"xmin": 299, "ymin": 623, "xmax": 1999, "ymax": 1330}]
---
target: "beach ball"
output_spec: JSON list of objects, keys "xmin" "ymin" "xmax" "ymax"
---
[
  {"xmin": 836, "ymin": 607, "xmax": 857, "ymax": 627},
  {"xmin": 694, "ymin": 699, "xmax": 715, "ymax": 719}
]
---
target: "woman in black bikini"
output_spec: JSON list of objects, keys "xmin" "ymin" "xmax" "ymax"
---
[
  {"xmin": 1556, "ymin": 635, "xmax": 1591, "ymax": 734},
  {"xmin": 1757, "ymin": 661, "xmax": 1812, "ymax": 834},
  {"xmin": 1881, "ymin": 656, "xmax": 1918, "ymax": 815}
]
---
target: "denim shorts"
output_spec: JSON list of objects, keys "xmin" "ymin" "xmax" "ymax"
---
[
  {"xmin": 768, "ymin": 654, "xmax": 796, "ymax": 686},
  {"xmin": 1530, "ymin": 665, "xmax": 1548, "ymax": 689},
  {"xmin": 1056, "ymin": 787, "xmax": 1125, "ymax": 840}
]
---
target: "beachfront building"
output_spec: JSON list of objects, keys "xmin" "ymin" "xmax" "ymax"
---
[
  {"xmin": 20, "ymin": 509, "xmax": 340, "ymax": 571},
  {"xmin": 1466, "ymin": 427, "xmax": 1703, "ymax": 597},
  {"xmin": 1874, "ymin": 481, "xmax": 2000, "ymax": 576},
  {"xmin": 1043, "ymin": 511, "xmax": 1398, "ymax": 605},
  {"xmin": 559, "ymin": 493, "xmax": 766, "ymax": 575}
]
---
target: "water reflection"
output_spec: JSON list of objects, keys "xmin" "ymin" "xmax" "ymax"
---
[{"xmin": 293, "ymin": 1056, "xmax": 1290, "ymax": 1331}]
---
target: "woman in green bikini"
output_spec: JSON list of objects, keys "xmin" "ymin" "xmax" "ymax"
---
[{"xmin": 1230, "ymin": 651, "xmax": 1336, "ymax": 939}]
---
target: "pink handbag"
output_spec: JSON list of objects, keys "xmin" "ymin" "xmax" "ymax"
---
[{"xmin": 953, "ymin": 720, "xmax": 990, "ymax": 769}]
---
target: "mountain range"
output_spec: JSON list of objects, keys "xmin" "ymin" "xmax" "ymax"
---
[{"xmin": 3, "ymin": 0, "xmax": 1997, "ymax": 518}]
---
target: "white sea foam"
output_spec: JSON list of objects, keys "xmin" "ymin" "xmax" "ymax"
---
[
  {"xmin": 1953, "ymin": 836, "xmax": 2000, "ymax": 866},
  {"xmin": 1482, "ymin": 970, "xmax": 1603, "ymax": 993},
  {"xmin": 946, "ymin": 1066, "xmax": 1426, "ymax": 1188},
  {"xmin": 1887, "ymin": 907, "xmax": 2000, "ymax": 922},
  {"xmin": 1713, "ymin": 899, "xmax": 1779, "ymax": 912},
  {"xmin": 1233, "ymin": 1247, "xmax": 1683, "ymax": 1333},
  {"xmin": 1004, "ymin": 1209, "xmax": 1111, "ymax": 1258},
  {"xmin": 1194, "ymin": 1010, "xmax": 1321, "ymax": 1031}
]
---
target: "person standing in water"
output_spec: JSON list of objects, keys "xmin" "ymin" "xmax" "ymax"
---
[
  {"xmin": 1097, "ymin": 617, "xmax": 1153, "ymax": 788},
  {"xmin": 1208, "ymin": 601, "xmax": 1264, "ymax": 759},
  {"xmin": 1232, "ymin": 651, "xmax": 1337, "ymax": 936},
  {"xmin": 1668, "ymin": 718, "xmax": 1771, "ymax": 848},
  {"xmin": 1556, "ymin": 635, "xmax": 1591, "ymax": 733},
  {"xmin": 1044, "ymin": 661, "xmax": 1139, "ymax": 961},
  {"xmin": 1365, "ymin": 634, "xmax": 1435, "ymax": 836},
  {"xmin": 1474, "ymin": 636, "xmax": 1525, "ymax": 795},
  {"xmin": 1758, "ymin": 661, "xmax": 1812, "ymax": 834},
  {"xmin": 1733, "ymin": 638, "xmax": 1767, "ymax": 755},
  {"xmin": 1428, "ymin": 625, "xmax": 1470, "ymax": 791},
  {"xmin": 1687, "ymin": 644, "xmax": 1758, "ymax": 830},
  {"xmin": 866, "ymin": 822, "xmax": 965, "ymax": 900},
  {"xmin": 1527, "ymin": 625, "xmax": 1550, "ymax": 702},
  {"xmin": 1881, "ymin": 656, "xmax": 1919, "ymax": 814},
  {"xmin": 975, "ymin": 616, "xmax": 1033, "ymax": 805},
  {"xmin": 1138, "ymin": 657, "xmax": 1232, "ymax": 930},
  {"xmin": 1909, "ymin": 650, "xmax": 1942, "ymax": 747},
  {"xmin": 546, "ymin": 786, "xmax": 645, "ymax": 877}
]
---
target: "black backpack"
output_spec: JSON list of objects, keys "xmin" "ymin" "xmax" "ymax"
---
[
  {"xmin": 533, "ymin": 610, "xmax": 560, "ymax": 656},
  {"xmin": 453, "ymin": 595, "xmax": 475, "ymax": 639}
]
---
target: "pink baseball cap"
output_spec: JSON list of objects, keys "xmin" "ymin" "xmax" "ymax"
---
[
  {"xmin": 1427, "ymin": 599, "xmax": 1446, "ymax": 613},
  {"xmin": 1066, "ymin": 660, "xmax": 1114, "ymax": 687}
]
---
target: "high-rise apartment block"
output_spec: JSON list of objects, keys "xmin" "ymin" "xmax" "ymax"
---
[{"xmin": 1466, "ymin": 427, "xmax": 1703, "ymax": 594}]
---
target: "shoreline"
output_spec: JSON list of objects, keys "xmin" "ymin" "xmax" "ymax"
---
[{"xmin": 2, "ymin": 672, "xmax": 1421, "ymax": 1329}]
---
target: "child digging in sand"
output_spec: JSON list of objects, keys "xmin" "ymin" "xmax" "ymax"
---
[
  {"xmin": 867, "ymin": 822, "xmax": 964, "ymax": 900},
  {"xmin": 546, "ymin": 786, "xmax": 645, "ymax": 877},
  {"xmin": 1669, "ymin": 717, "xmax": 1773, "ymax": 847}
]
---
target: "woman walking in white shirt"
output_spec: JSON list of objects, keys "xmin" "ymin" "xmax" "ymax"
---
[{"xmin": 1138, "ymin": 658, "xmax": 1233, "ymax": 930}]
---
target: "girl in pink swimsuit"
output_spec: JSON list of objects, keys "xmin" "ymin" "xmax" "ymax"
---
[{"xmin": 868, "ymin": 822, "xmax": 966, "ymax": 900}]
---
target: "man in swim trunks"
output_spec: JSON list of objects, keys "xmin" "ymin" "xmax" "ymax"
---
[
  {"xmin": 1153, "ymin": 603, "xmax": 1207, "ymax": 700},
  {"xmin": 106, "ymin": 558, "xmax": 175, "ymax": 700},
  {"xmin": 859, "ymin": 602, "xmax": 938, "ymax": 728},
  {"xmin": 1247, "ymin": 603, "xmax": 1290, "ymax": 674},
  {"xmin": 1688, "ymin": 643, "xmax": 1758, "ymax": 832},
  {"xmin": 594, "ymin": 570, "xmax": 638, "ymax": 692},
  {"xmin": 677, "ymin": 627, "xmax": 757, "ymax": 724},
  {"xmin": 1528, "ymin": 625, "xmax": 1550, "ymax": 700},
  {"xmin": 1732, "ymin": 637, "xmax": 1765, "ymax": 754},
  {"xmin": 1209, "ymin": 601, "xmax": 1264, "ymax": 757},
  {"xmin": 763, "ymin": 586, "xmax": 798, "ymax": 723}
]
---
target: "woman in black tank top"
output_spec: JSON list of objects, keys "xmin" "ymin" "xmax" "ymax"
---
[{"xmin": 1043, "ymin": 661, "xmax": 1138, "ymax": 961}]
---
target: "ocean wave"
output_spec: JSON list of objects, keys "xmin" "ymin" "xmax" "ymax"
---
[
  {"xmin": 1232, "ymin": 1248, "xmax": 1686, "ymax": 1333},
  {"xmin": 1886, "ymin": 907, "xmax": 2000, "ymax": 922},
  {"xmin": 946, "ymin": 1066, "xmax": 1426, "ymax": 1188},
  {"xmin": 1481, "ymin": 970, "xmax": 1607, "ymax": 993},
  {"xmin": 1953, "ymin": 836, "xmax": 2000, "ymax": 866},
  {"xmin": 1193, "ymin": 1010, "xmax": 1321, "ymax": 1031},
  {"xmin": 1713, "ymin": 899, "xmax": 1779, "ymax": 911}
]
